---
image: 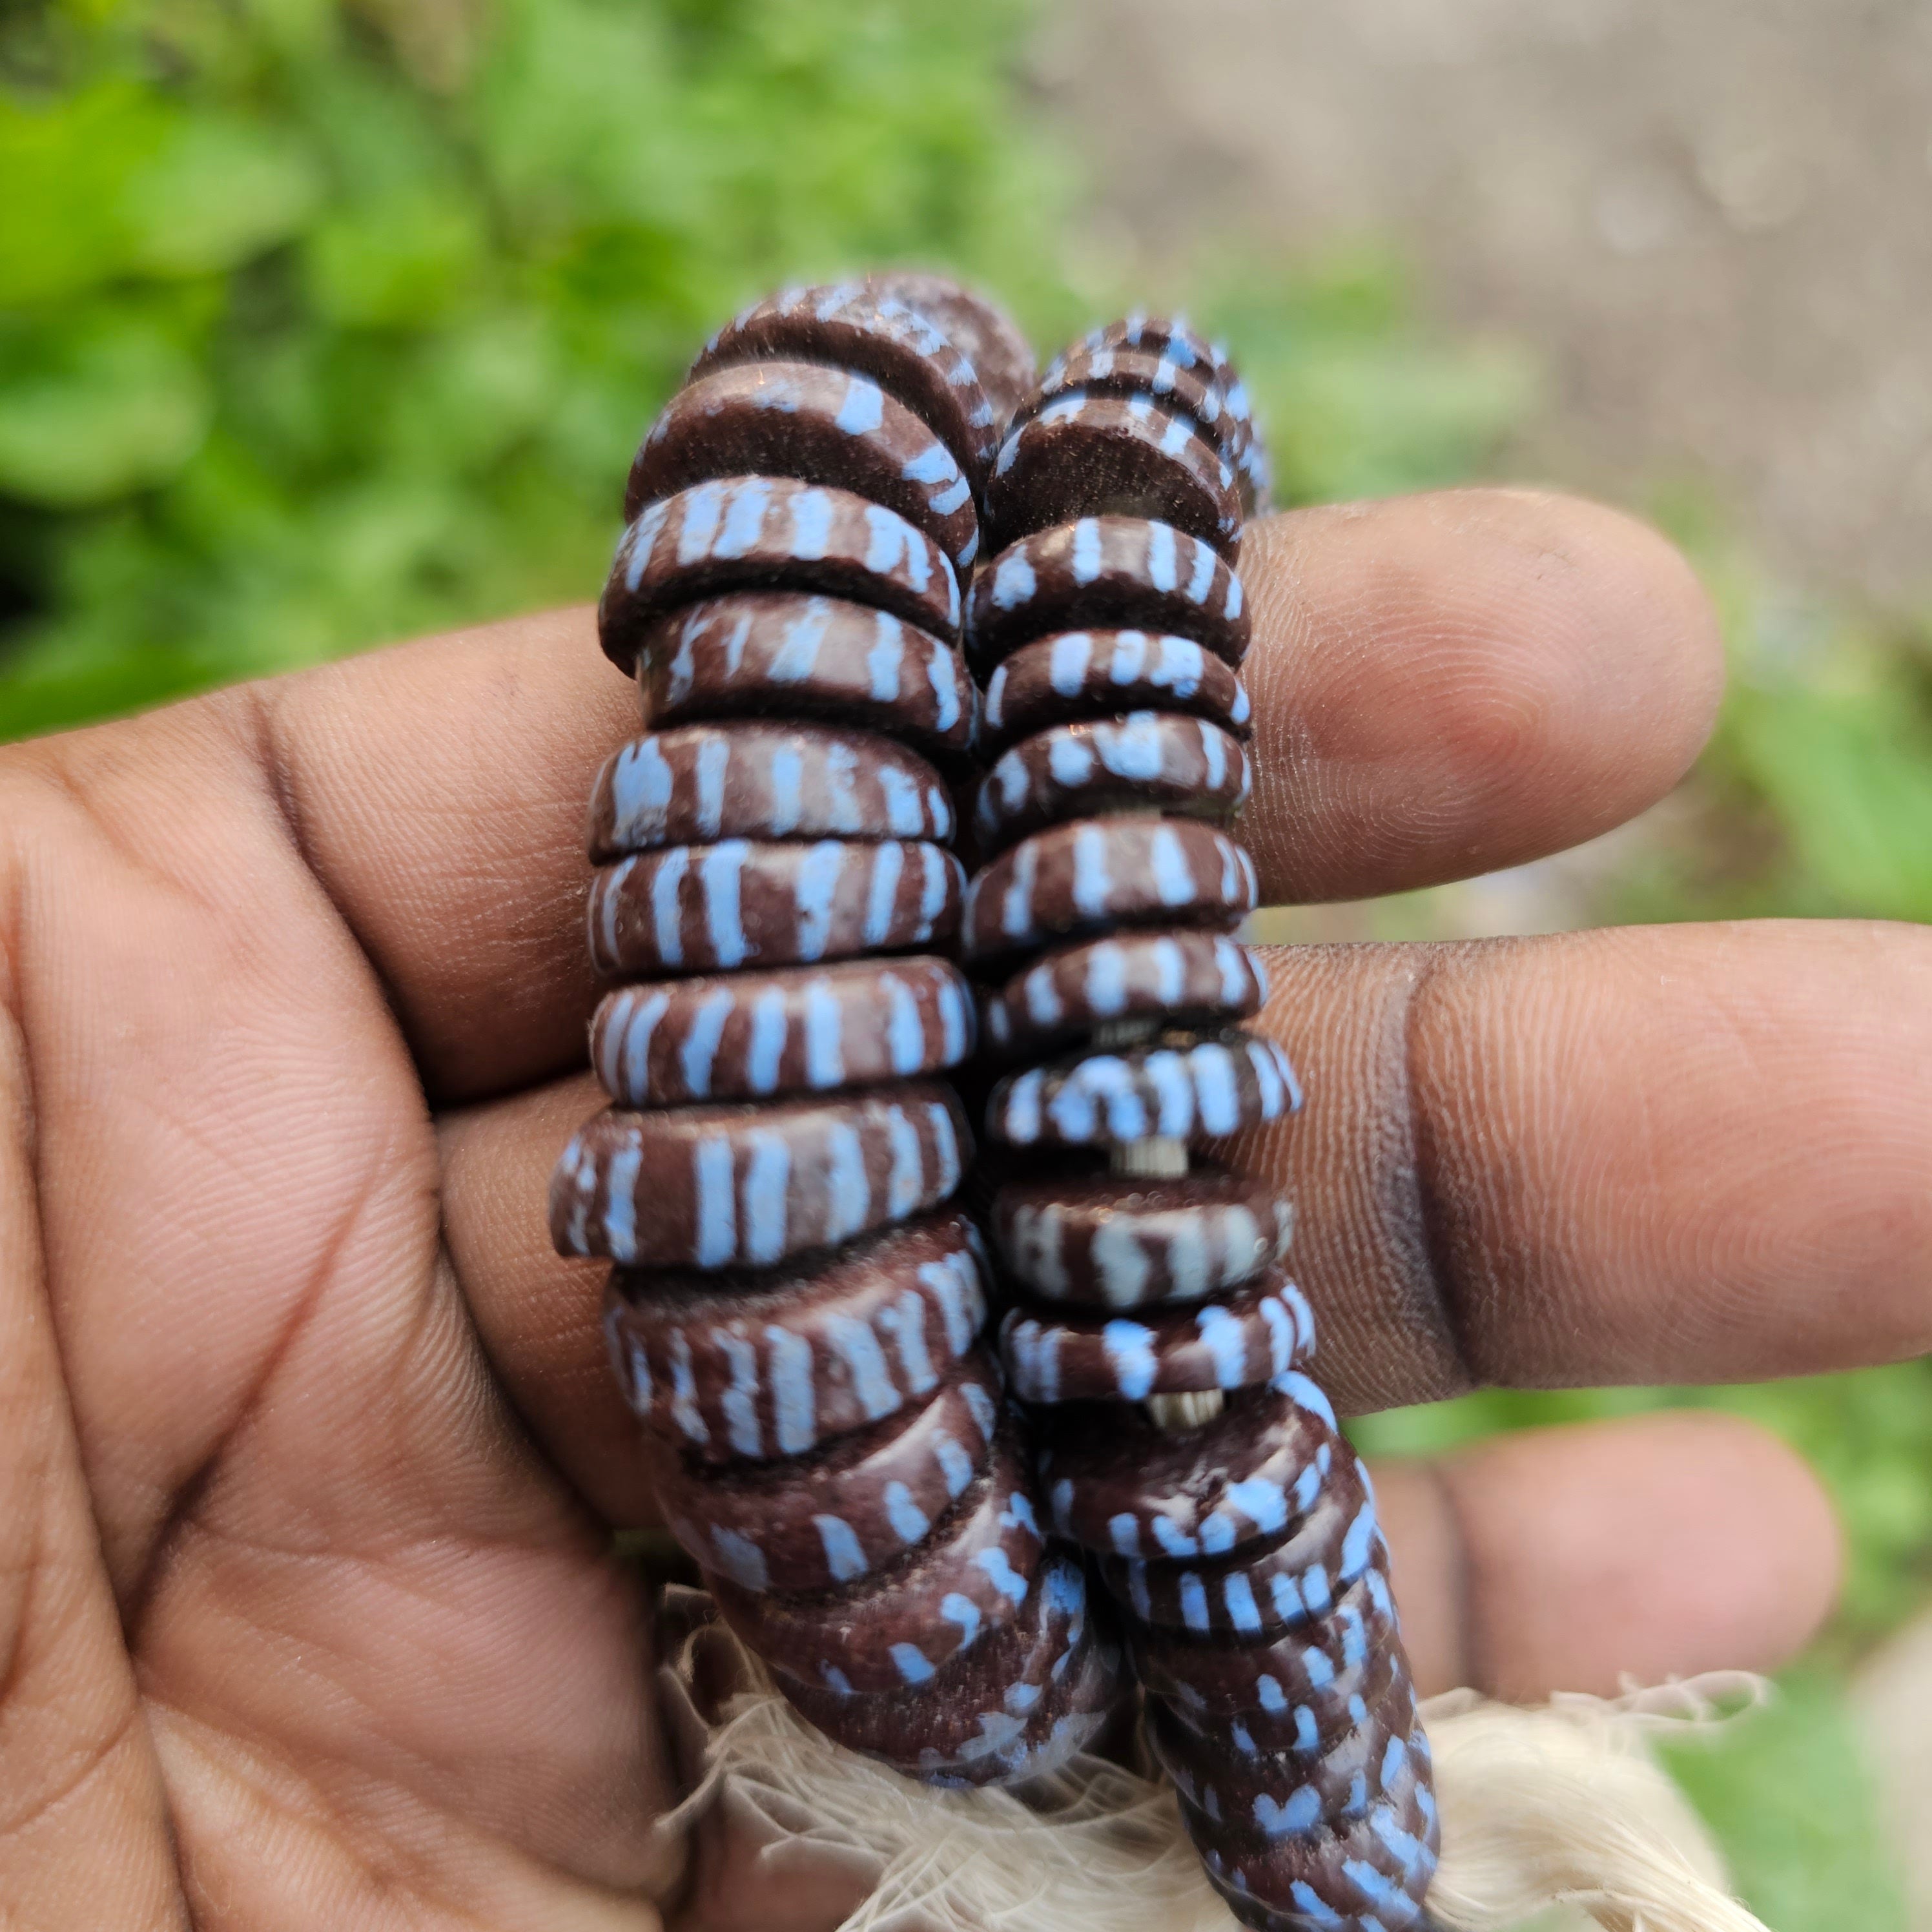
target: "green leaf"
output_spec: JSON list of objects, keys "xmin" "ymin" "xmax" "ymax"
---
[
  {"xmin": 0, "ymin": 309, "xmax": 211, "ymax": 506},
  {"xmin": 119, "ymin": 113, "xmax": 324, "ymax": 276},
  {"xmin": 303, "ymin": 190, "xmax": 489, "ymax": 327},
  {"xmin": 0, "ymin": 81, "xmax": 167, "ymax": 305}
]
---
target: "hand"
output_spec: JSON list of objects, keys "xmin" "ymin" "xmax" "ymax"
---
[{"xmin": 3, "ymin": 487, "xmax": 1923, "ymax": 1930}]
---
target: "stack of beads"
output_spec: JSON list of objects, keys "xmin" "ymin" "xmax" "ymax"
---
[
  {"xmin": 550, "ymin": 276, "xmax": 1124, "ymax": 1787},
  {"xmin": 964, "ymin": 316, "xmax": 1441, "ymax": 1930}
]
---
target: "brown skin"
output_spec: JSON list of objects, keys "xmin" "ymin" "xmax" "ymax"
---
[{"xmin": 0, "ymin": 486, "xmax": 1915, "ymax": 1929}]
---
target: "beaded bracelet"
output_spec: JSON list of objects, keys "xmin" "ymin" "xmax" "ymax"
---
[{"xmin": 968, "ymin": 314, "xmax": 1437, "ymax": 1931}]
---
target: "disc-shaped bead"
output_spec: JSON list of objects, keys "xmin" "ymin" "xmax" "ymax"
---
[
  {"xmin": 626, "ymin": 362, "xmax": 979, "ymax": 571},
  {"xmin": 1146, "ymin": 1669, "xmax": 1420, "ymax": 1835},
  {"xmin": 982, "ymin": 931, "xmax": 1268, "ymax": 1061},
  {"xmin": 1038, "ymin": 1373, "xmax": 1340, "ymax": 1563},
  {"xmin": 782, "ymin": 1548, "xmax": 1124, "ymax": 1788},
  {"xmin": 985, "ymin": 395, "xmax": 1241, "ymax": 560},
  {"xmin": 972, "ymin": 713, "xmax": 1250, "ymax": 852},
  {"xmin": 987, "ymin": 1028, "xmax": 1302, "ymax": 1149},
  {"xmin": 552, "ymin": 1082, "xmax": 971, "ymax": 1268},
  {"xmin": 591, "ymin": 956, "xmax": 974, "ymax": 1108},
  {"xmin": 981, "ymin": 629, "xmax": 1251, "ymax": 753},
  {"xmin": 601, "ymin": 478, "xmax": 960, "ymax": 672},
  {"xmin": 1153, "ymin": 1610, "xmax": 1408, "ymax": 1765},
  {"xmin": 653, "ymin": 1351, "xmax": 1001, "ymax": 1592},
  {"xmin": 710, "ymin": 1419, "xmax": 1045, "ymax": 1694},
  {"xmin": 1029, "ymin": 343, "xmax": 1261, "ymax": 508},
  {"xmin": 1133, "ymin": 1567, "xmax": 1399, "ymax": 1720},
  {"xmin": 991, "ymin": 1165, "xmax": 1294, "ymax": 1309},
  {"xmin": 1100, "ymin": 1447, "xmax": 1377, "ymax": 1641},
  {"xmin": 1080, "ymin": 313, "xmax": 1271, "ymax": 508},
  {"xmin": 589, "ymin": 723, "xmax": 952, "ymax": 859},
  {"xmin": 861, "ymin": 270, "xmax": 1038, "ymax": 427},
  {"xmin": 1198, "ymin": 1770, "xmax": 1438, "ymax": 1932},
  {"xmin": 687, "ymin": 281, "xmax": 1000, "ymax": 492},
  {"xmin": 1169, "ymin": 1714, "xmax": 1428, "ymax": 1862},
  {"xmin": 966, "ymin": 519, "xmax": 1249, "ymax": 675},
  {"xmin": 960, "ymin": 816, "xmax": 1256, "ymax": 965},
  {"xmin": 1001, "ymin": 1273, "xmax": 1313, "ymax": 1406},
  {"xmin": 638, "ymin": 593, "xmax": 977, "ymax": 764},
  {"xmin": 601, "ymin": 1209, "xmax": 986, "ymax": 1454},
  {"xmin": 587, "ymin": 837, "xmax": 964, "ymax": 978}
]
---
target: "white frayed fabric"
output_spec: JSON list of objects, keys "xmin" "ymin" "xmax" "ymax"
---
[
  {"xmin": 1418, "ymin": 1674, "xmax": 1773, "ymax": 1932},
  {"xmin": 657, "ymin": 1600, "xmax": 1771, "ymax": 1932}
]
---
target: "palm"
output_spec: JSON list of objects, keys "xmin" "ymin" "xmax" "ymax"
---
[
  {"xmin": 2, "ymin": 493, "xmax": 1924, "ymax": 1931},
  {"xmin": 3, "ymin": 611, "xmax": 668, "ymax": 1928}
]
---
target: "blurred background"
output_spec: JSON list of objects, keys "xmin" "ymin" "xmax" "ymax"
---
[{"xmin": 2, "ymin": 1, "xmax": 1928, "ymax": 1922}]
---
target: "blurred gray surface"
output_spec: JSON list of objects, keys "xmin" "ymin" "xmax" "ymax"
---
[{"xmin": 1047, "ymin": 0, "xmax": 1932, "ymax": 604}]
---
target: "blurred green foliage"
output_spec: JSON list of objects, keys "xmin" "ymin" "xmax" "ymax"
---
[
  {"xmin": 4, "ymin": 4, "xmax": 1929, "ymax": 1924},
  {"xmin": 0, "ymin": 0, "xmax": 1088, "ymax": 734},
  {"xmin": 1661, "ymin": 1669, "xmax": 1909, "ymax": 1932},
  {"xmin": 1618, "ymin": 499, "xmax": 1932, "ymax": 928}
]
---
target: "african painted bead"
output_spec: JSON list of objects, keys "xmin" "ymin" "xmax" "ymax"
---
[
  {"xmin": 1166, "ymin": 1703, "xmax": 1428, "ymax": 1857},
  {"xmin": 591, "ymin": 956, "xmax": 974, "ymax": 1108},
  {"xmin": 1080, "ymin": 312, "xmax": 1272, "ymax": 508},
  {"xmin": 966, "ymin": 517, "xmax": 1249, "ymax": 676},
  {"xmin": 985, "ymin": 393, "xmax": 1242, "ymax": 562},
  {"xmin": 1027, "ymin": 344, "xmax": 1263, "ymax": 511},
  {"xmin": 626, "ymin": 361, "xmax": 980, "ymax": 570},
  {"xmin": 637, "ymin": 592, "xmax": 978, "ymax": 765},
  {"xmin": 600, "ymin": 476, "xmax": 960, "ymax": 673},
  {"xmin": 861, "ymin": 270, "xmax": 1039, "ymax": 429},
  {"xmin": 601, "ymin": 1209, "xmax": 987, "ymax": 1455},
  {"xmin": 586, "ymin": 837, "xmax": 965, "ymax": 979},
  {"xmin": 960, "ymin": 816, "xmax": 1257, "ymax": 966},
  {"xmin": 1136, "ymin": 1575, "xmax": 1401, "ymax": 1747},
  {"xmin": 651, "ymin": 1350, "xmax": 1002, "ymax": 1592},
  {"xmin": 710, "ymin": 1419, "xmax": 1045, "ymax": 1694},
  {"xmin": 998, "ymin": 1271, "xmax": 1315, "ymax": 1405},
  {"xmin": 783, "ymin": 1548, "xmax": 1120, "ymax": 1787},
  {"xmin": 686, "ymin": 281, "xmax": 1002, "ymax": 495},
  {"xmin": 1200, "ymin": 1776, "xmax": 1437, "ymax": 1932},
  {"xmin": 1038, "ymin": 1373, "xmax": 1342, "ymax": 1563},
  {"xmin": 588, "ymin": 723, "xmax": 953, "ymax": 859},
  {"xmin": 972, "ymin": 712, "xmax": 1251, "ymax": 852},
  {"xmin": 981, "ymin": 628, "xmax": 1252, "ymax": 754},
  {"xmin": 553, "ymin": 1082, "xmax": 970, "ymax": 1269},
  {"xmin": 993, "ymin": 1165, "xmax": 1295, "ymax": 1309},
  {"xmin": 1146, "ymin": 1665, "xmax": 1419, "ymax": 1820},
  {"xmin": 1099, "ymin": 1446, "xmax": 1373, "ymax": 1639},
  {"xmin": 986, "ymin": 1028, "xmax": 1301, "ymax": 1149},
  {"xmin": 981, "ymin": 930, "xmax": 1269, "ymax": 1062}
]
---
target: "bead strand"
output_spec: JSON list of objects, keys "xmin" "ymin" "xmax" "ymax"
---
[
  {"xmin": 551, "ymin": 276, "xmax": 1124, "ymax": 1787},
  {"xmin": 965, "ymin": 315, "xmax": 1441, "ymax": 1927}
]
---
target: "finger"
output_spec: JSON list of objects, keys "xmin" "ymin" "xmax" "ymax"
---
[
  {"xmin": 1233, "ymin": 920, "xmax": 1932, "ymax": 1414},
  {"xmin": 88, "ymin": 487, "xmax": 1711, "ymax": 1105},
  {"xmin": 0, "ymin": 1011, "xmax": 187, "ymax": 1923},
  {"xmin": 236, "ymin": 604, "xmax": 624, "ymax": 1103},
  {"xmin": 1373, "ymin": 1411, "xmax": 1840, "ymax": 1698},
  {"xmin": 1241, "ymin": 488, "xmax": 1723, "ymax": 904},
  {"xmin": 436, "ymin": 1071, "xmax": 652, "ymax": 1524}
]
